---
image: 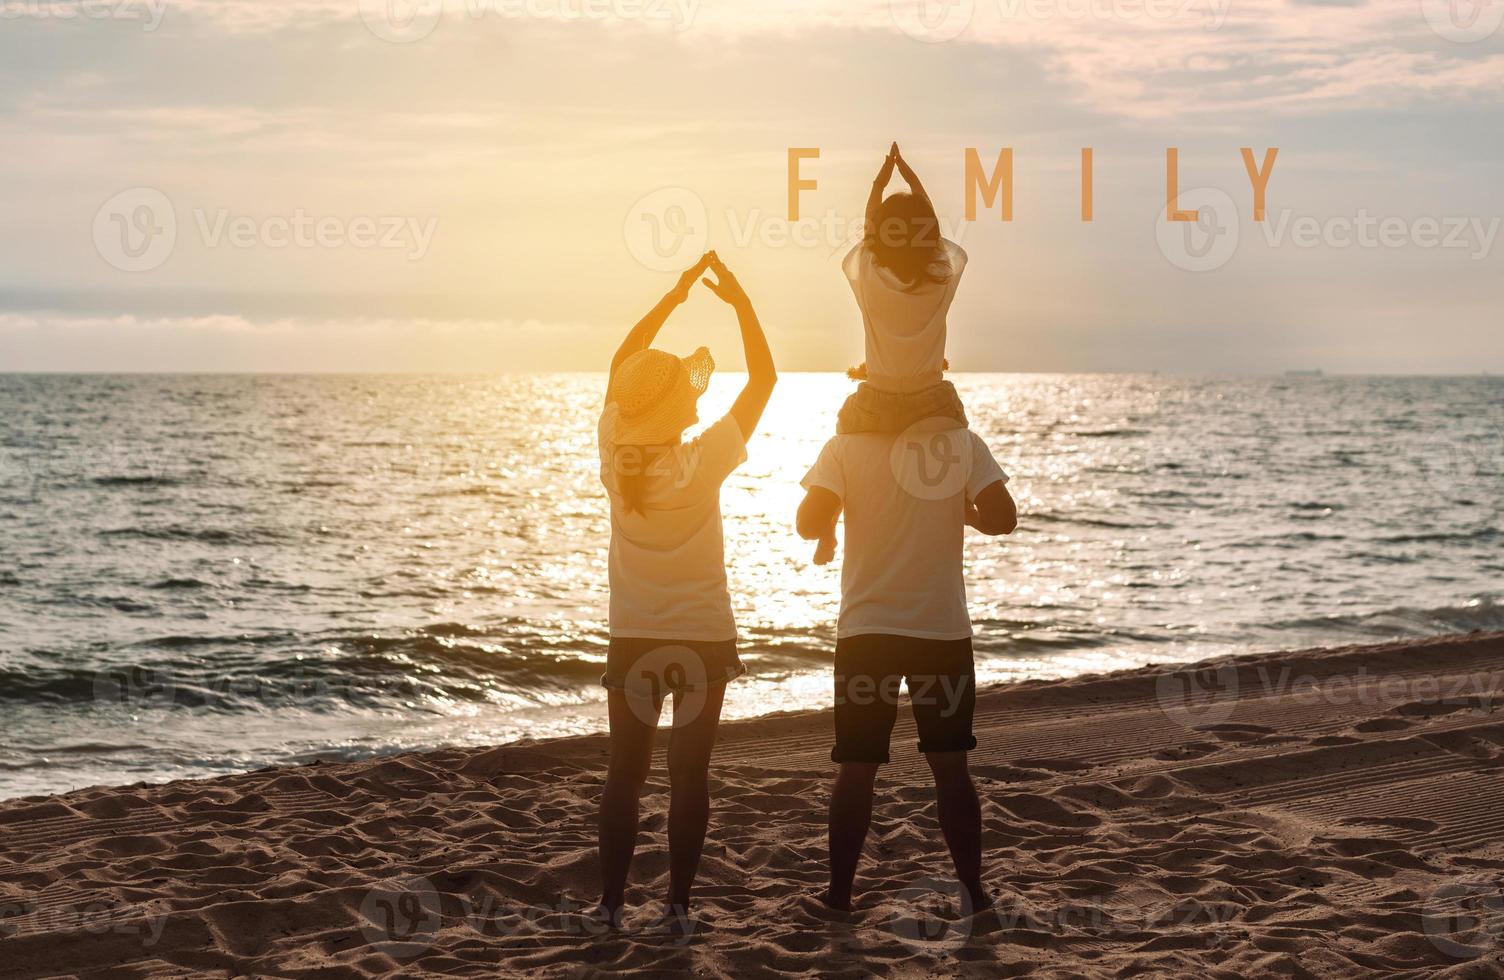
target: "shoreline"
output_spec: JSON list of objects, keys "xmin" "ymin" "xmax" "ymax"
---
[{"xmin": 3, "ymin": 630, "xmax": 1504, "ymax": 976}]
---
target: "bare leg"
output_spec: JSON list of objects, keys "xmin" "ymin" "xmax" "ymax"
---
[
  {"xmin": 597, "ymin": 689, "xmax": 659, "ymax": 920},
  {"xmin": 665, "ymin": 681, "xmax": 726, "ymax": 913},
  {"xmin": 825, "ymin": 762, "xmax": 879, "ymax": 911},
  {"xmin": 925, "ymin": 751, "xmax": 990, "ymax": 912}
]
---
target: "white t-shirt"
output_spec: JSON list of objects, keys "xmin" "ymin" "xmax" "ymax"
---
[
  {"xmin": 843, "ymin": 238, "xmax": 968, "ymax": 392},
  {"xmin": 802, "ymin": 425, "xmax": 1007, "ymax": 641},
  {"xmin": 599, "ymin": 410, "xmax": 747, "ymax": 642}
]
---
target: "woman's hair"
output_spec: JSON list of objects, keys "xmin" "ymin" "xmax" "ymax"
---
[
  {"xmin": 610, "ymin": 444, "xmax": 668, "ymax": 515},
  {"xmin": 865, "ymin": 192, "xmax": 952, "ymax": 291}
]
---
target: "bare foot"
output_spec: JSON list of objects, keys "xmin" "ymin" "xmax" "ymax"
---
[
  {"xmin": 642, "ymin": 904, "xmax": 698, "ymax": 942},
  {"xmin": 821, "ymin": 889, "xmax": 853, "ymax": 913},
  {"xmin": 961, "ymin": 881, "xmax": 994, "ymax": 915},
  {"xmin": 589, "ymin": 901, "xmax": 624, "ymax": 930}
]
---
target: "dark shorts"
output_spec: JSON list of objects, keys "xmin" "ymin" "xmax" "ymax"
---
[
  {"xmin": 836, "ymin": 381, "xmax": 969, "ymax": 435},
  {"xmin": 602, "ymin": 637, "xmax": 745, "ymax": 706},
  {"xmin": 832, "ymin": 634, "xmax": 977, "ymax": 764}
]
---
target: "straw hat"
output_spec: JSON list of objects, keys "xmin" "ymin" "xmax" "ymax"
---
[{"xmin": 606, "ymin": 346, "xmax": 715, "ymax": 446}]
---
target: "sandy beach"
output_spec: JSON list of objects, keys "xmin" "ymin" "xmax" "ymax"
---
[{"xmin": 4, "ymin": 631, "xmax": 1504, "ymax": 978}]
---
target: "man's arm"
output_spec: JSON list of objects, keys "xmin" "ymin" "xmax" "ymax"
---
[
  {"xmin": 966, "ymin": 480, "xmax": 1017, "ymax": 536},
  {"xmin": 797, "ymin": 487, "xmax": 842, "ymax": 541}
]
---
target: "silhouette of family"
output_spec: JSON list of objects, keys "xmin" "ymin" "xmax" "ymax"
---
[{"xmin": 595, "ymin": 144, "xmax": 1018, "ymax": 930}]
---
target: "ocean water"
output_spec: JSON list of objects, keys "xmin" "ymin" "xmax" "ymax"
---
[{"xmin": 1, "ymin": 373, "xmax": 1501, "ymax": 800}]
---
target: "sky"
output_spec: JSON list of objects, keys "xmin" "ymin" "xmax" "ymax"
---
[{"xmin": 1, "ymin": 0, "xmax": 1501, "ymax": 373}]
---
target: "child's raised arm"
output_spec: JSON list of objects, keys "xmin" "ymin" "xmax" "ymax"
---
[
  {"xmin": 891, "ymin": 144, "xmax": 932, "ymax": 207},
  {"xmin": 864, "ymin": 143, "xmax": 899, "ymax": 234}
]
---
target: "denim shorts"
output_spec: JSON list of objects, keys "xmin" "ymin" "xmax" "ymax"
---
[{"xmin": 602, "ymin": 637, "xmax": 745, "ymax": 701}]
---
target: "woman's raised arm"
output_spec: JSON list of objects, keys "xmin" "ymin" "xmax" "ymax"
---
[
  {"xmin": 702, "ymin": 256, "xmax": 776, "ymax": 441},
  {"xmin": 608, "ymin": 252, "xmax": 713, "ymax": 391}
]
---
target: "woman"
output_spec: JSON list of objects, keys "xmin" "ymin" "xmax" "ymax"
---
[{"xmin": 595, "ymin": 251, "xmax": 776, "ymax": 928}]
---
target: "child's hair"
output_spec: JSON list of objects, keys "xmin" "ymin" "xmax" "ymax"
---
[{"xmin": 866, "ymin": 192, "xmax": 952, "ymax": 291}]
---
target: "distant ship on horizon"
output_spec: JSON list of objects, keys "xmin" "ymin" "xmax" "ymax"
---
[{"xmin": 1284, "ymin": 368, "xmax": 1324, "ymax": 377}]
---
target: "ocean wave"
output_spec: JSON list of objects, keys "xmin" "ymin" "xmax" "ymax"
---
[
  {"xmin": 91, "ymin": 475, "xmax": 183, "ymax": 488},
  {"xmin": 101, "ymin": 526, "xmax": 291, "ymax": 545},
  {"xmin": 1268, "ymin": 600, "xmax": 1504, "ymax": 638}
]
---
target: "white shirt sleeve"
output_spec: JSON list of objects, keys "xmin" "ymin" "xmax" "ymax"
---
[
  {"xmin": 965, "ymin": 431, "xmax": 1009, "ymax": 500},
  {"xmin": 801, "ymin": 438, "xmax": 845, "ymax": 502},
  {"xmin": 943, "ymin": 239, "xmax": 968, "ymax": 281},
  {"xmin": 688, "ymin": 413, "xmax": 748, "ymax": 488},
  {"xmin": 841, "ymin": 243, "xmax": 866, "ymax": 284}
]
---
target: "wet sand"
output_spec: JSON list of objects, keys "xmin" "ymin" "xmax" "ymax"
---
[{"xmin": 4, "ymin": 631, "xmax": 1504, "ymax": 978}]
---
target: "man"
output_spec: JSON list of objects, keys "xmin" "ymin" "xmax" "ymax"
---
[{"xmin": 796, "ymin": 421, "xmax": 1016, "ymax": 913}]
